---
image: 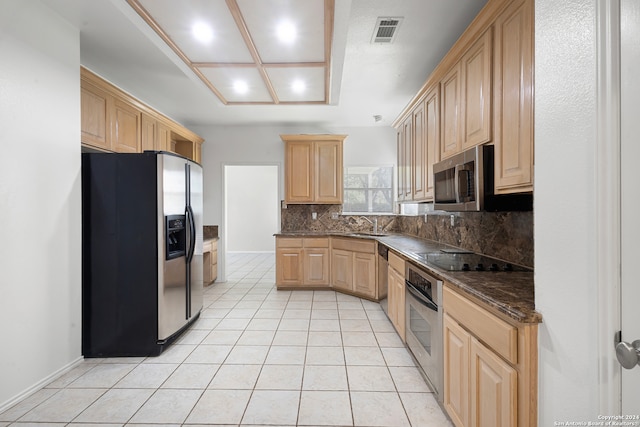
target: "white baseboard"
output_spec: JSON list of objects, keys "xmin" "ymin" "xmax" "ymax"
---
[{"xmin": 0, "ymin": 356, "xmax": 84, "ymax": 413}]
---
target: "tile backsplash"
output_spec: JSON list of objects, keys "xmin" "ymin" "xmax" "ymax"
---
[{"xmin": 281, "ymin": 204, "xmax": 533, "ymax": 268}]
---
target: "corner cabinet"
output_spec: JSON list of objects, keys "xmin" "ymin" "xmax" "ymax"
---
[
  {"xmin": 281, "ymin": 134, "xmax": 346, "ymax": 204},
  {"xmin": 81, "ymin": 67, "xmax": 204, "ymax": 162},
  {"xmin": 443, "ymin": 285, "xmax": 537, "ymax": 427},
  {"xmin": 331, "ymin": 237, "xmax": 377, "ymax": 299}
]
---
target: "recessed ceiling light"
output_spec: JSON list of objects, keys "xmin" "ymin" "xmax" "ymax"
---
[
  {"xmin": 277, "ymin": 21, "xmax": 296, "ymax": 44},
  {"xmin": 292, "ymin": 80, "xmax": 306, "ymax": 94},
  {"xmin": 233, "ymin": 80, "xmax": 249, "ymax": 94},
  {"xmin": 192, "ymin": 22, "xmax": 213, "ymax": 44}
]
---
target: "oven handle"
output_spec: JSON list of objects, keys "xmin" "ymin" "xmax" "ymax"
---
[{"xmin": 405, "ymin": 280, "xmax": 438, "ymax": 312}]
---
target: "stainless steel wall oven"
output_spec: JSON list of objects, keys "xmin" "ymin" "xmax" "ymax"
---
[{"xmin": 405, "ymin": 262, "xmax": 444, "ymax": 402}]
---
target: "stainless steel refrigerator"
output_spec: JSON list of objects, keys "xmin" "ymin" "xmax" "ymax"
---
[{"xmin": 81, "ymin": 151, "xmax": 203, "ymax": 357}]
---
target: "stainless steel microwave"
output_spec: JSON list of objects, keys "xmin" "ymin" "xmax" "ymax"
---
[{"xmin": 433, "ymin": 145, "xmax": 492, "ymax": 211}]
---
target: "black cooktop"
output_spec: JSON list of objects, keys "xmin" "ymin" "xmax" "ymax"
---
[{"xmin": 413, "ymin": 250, "xmax": 532, "ymax": 272}]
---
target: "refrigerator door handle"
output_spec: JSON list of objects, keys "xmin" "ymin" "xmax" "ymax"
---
[{"xmin": 186, "ymin": 205, "xmax": 196, "ymax": 263}]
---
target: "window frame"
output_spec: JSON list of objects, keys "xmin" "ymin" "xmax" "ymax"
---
[{"xmin": 341, "ymin": 164, "xmax": 395, "ymax": 215}]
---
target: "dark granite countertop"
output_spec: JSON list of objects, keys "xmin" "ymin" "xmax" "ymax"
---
[{"xmin": 275, "ymin": 231, "xmax": 541, "ymax": 324}]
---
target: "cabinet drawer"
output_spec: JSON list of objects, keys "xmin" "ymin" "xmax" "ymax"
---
[
  {"xmin": 388, "ymin": 251, "xmax": 405, "ymax": 273},
  {"xmin": 277, "ymin": 238, "xmax": 304, "ymax": 248},
  {"xmin": 332, "ymin": 238, "xmax": 376, "ymax": 253},
  {"xmin": 304, "ymin": 238, "xmax": 329, "ymax": 248},
  {"xmin": 443, "ymin": 286, "xmax": 517, "ymax": 364}
]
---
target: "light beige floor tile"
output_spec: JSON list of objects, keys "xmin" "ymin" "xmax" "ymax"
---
[
  {"xmin": 225, "ymin": 308, "xmax": 258, "ymax": 319},
  {"xmin": 277, "ymin": 318, "xmax": 310, "ymax": 331},
  {"xmin": 310, "ymin": 309, "xmax": 339, "ymax": 319},
  {"xmin": 342, "ymin": 331, "xmax": 378, "ymax": 347},
  {"xmin": 224, "ymin": 345, "xmax": 269, "ymax": 364},
  {"xmin": 143, "ymin": 344, "xmax": 196, "ymax": 364},
  {"xmin": 174, "ymin": 329, "xmax": 209, "ymax": 345},
  {"xmin": 297, "ymin": 390, "xmax": 353, "ymax": 426},
  {"xmin": 45, "ymin": 364, "xmax": 96, "ymax": 389},
  {"xmin": 286, "ymin": 301, "xmax": 313, "ymax": 310},
  {"xmin": 201, "ymin": 329, "xmax": 243, "ymax": 345},
  {"xmin": 311, "ymin": 302, "xmax": 339, "ymax": 310},
  {"xmin": 245, "ymin": 318, "xmax": 280, "ymax": 331},
  {"xmin": 184, "ymin": 389, "xmax": 251, "ymax": 425},
  {"xmin": 74, "ymin": 388, "xmax": 154, "ymax": 423},
  {"xmin": 305, "ymin": 347, "xmax": 345, "ymax": 365},
  {"xmin": 241, "ymin": 390, "xmax": 300, "ymax": 425},
  {"xmin": 255, "ymin": 364, "xmax": 304, "ymax": 390},
  {"xmin": 201, "ymin": 306, "xmax": 232, "ymax": 317},
  {"xmin": 215, "ymin": 318, "xmax": 251, "ymax": 330},
  {"xmin": 338, "ymin": 309, "xmax": 368, "ymax": 319},
  {"xmin": 236, "ymin": 329, "xmax": 276, "ymax": 346},
  {"xmin": 161, "ymin": 364, "xmax": 219, "ymax": 389},
  {"xmin": 114, "ymin": 364, "xmax": 177, "ymax": 388},
  {"xmin": 258, "ymin": 302, "xmax": 288, "ymax": 310},
  {"xmin": 69, "ymin": 423, "xmax": 122, "ymax": 427},
  {"xmin": 307, "ymin": 331, "xmax": 343, "ymax": 347},
  {"xmin": 98, "ymin": 357, "xmax": 146, "ymax": 364},
  {"xmin": 337, "ymin": 293, "xmax": 361, "ymax": 302},
  {"xmin": 288, "ymin": 291, "xmax": 314, "ymax": 301},
  {"xmin": 265, "ymin": 345, "xmax": 307, "ymax": 365},
  {"xmin": 9, "ymin": 423, "xmax": 67, "ymax": 427},
  {"xmin": 309, "ymin": 319, "xmax": 340, "ymax": 332},
  {"xmin": 381, "ymin": 347, "xmax": 416, "ymax": 367},
  {"xmin": 302, "ymin": 365, "xmax": 348, "ymax": 391},
  {"xmin": 19, "ymin": 389, "xmax": 105, "ymax": 423},
  {"xmin": 350, "ymin": 391, "xmax": 410, "ymax": 427},
  {"xmin": 344, "ymin": 346, "xmax": 386, "ymax": 366},
  {"xmin": 389, "ymin": 366, "xmax": 432, "ymax": 392},
  {"xmin": 366, "ymin": 309, "xmax": 390, "ymax": 321},
  {"xmin": 282, "ymin": 309, "xmax": 312, "ymax": 319},
  {"xmin": 400, "ymin": 392, "xmax": 453, "ymax": 426},
  {"xmin": 128, "ymin": 389, "xmax": 202, "ymax": 424},
  {"xmin": 253, "ymin": 308, "xmax": 285, "ymax": 319},
  {"xmin": 234, "ymin": 300, "xmax": 263, "ymax": 308},
  {"xmin": 362, "ymin": 299, "xmax": 383, "ymax": 310},
  {"xmin": 272, "ymin": 330, "xmax": 308, "ymax": 346},
  {"xmin": 184, "ymin": 345, "xmax": 232, "ymax": 364},
  {"xmin": 369, "ymin": 319, "xmax": 396, "ymax": 333},
  {"xmin": 340, "ymin": 319, "xmax": 373, "ymax": 332},
  {"xmin": 337, "ymin": 301, "xmax": 364, "ymax": 310},
  {"xmin": 0, "ymin": 388, "xmax": 58, "ymax": 421},
  {"xmin": 207, "ymin": 364, "xmax": 261, "ymax": 389},
  {"xmin": 374, "ymin": 332, "xmax": 405, "ymax": 347},
  {"xmin": 189, "ymin": 317, "xmax": 221, "ymax": 330},
  {"xmin": 347, "ymin": 366, "xmax": 396, "ymax": 391},
  {"xmin": 68, "ymin": 364, "xmax": 135, "ymax": 388},
  {"xmin": 312, "ymin": 290, "xmax": 337, "ymax": 301}
]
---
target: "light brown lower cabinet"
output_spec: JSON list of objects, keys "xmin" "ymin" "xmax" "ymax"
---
[
  {"xmin": 330, "ymin": 238, "xmax": 377, "ymax": 299},
  {"xmin": 443, "ymin": 285, "xmax": 537, "ymax": 427},
  {"xmin": 276, "ymin": 237, "xmax": 330, "ymax": 288},
  {"xmin": 386, "ymin": 251, "xmax": 405, "ymax": 340},
  {"xmin": 202, "ymin": 239, "xmax": 218, "ymax": 286}
]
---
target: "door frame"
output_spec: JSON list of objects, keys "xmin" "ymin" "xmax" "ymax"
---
[{"xmin": 595, "ymin": 0, "xmax": 622, "ymax": 414}]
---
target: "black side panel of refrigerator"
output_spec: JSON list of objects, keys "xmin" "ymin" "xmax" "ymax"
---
[{"xmin": 82, "ymin": 153, "xmax": 161, "ymax": 357}]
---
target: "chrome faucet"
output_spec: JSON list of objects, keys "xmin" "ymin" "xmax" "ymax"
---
[{"xmin": 360, "ymin": 216, "xmax": 378, "ymax": 234}]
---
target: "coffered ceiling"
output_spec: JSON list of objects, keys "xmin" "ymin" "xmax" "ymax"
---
[
  {"xmin": 40, "ymin": 0, "xmax": 488, "ymax": 127},
  {"xmin": 128, "ymin": 0, "xmax": 333, "ymax": 105}
]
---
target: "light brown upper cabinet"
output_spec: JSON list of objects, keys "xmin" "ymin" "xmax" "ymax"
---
[
  {"xmin": 440, "ymin": 63, "xmax": 462, "ymax": 159},
  {"xmin": 493, "ymin": 0, "xmax": 534, "ymax": 193},
  {"xmin": 80, "ymin": 67, "xmax": 204, "ymax": 162},
  {"xmin": 81, "ymin": 80, "xmax": 111, "ymax": 151},
  {"xmin": 424, "ymin": 87, "xmax": 441, "ymax": 199},
  {"xmin": 281, "ymin": 134, "xmax": 346, "ymax": 204},
  {"xmin": 461, "ymin": 28, "xmax": 492, "ymax": 150}
]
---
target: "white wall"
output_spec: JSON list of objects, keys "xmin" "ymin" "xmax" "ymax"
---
[
  {"xmin": 535, "ymin": 0, "xmax": 600, "ymax": 422},
  {"xmin": 0, "ymin": 0, "xmax": 82, "ymax": 409},
  {"xmin": 194, "ymin": 124, "xmax": 395, "ymax": 280},
  {"xmin": 225, "ymin": 165, "xmax": 279, "ymax": 252}
]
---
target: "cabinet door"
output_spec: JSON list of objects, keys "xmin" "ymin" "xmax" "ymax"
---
[
  {"xmin": 402, "ymin": 117, "xmax": 413, "ymax": 200},
  {"xmin": 304, "ymin": 248, "xmax": 330, "ymax": 286},
  {"xmin": 315, "ymin": 140, "xmax": 343, "ymax": 203},
  {"xmin": 156, "ymin": 122, "xmax": 171, "ymax": 152},
  {"xmin": 424, "ymin": 87, "xmax": 440, "ymax": 200},
  {"xmin": 493, "ymin": 0, "xmax": 533, "ymax": 193},
  {"xmin": 387, "ymin": 266, "xmax": 405, "ymax": 340},
  {"xmin": 331, "ymin": 249, "xmax": 353, "ymax": 292},
  {"xmin": 397, "ymin": 128, "xmax": 405, "ymax": 202},
  {"xmin": 111, "ymin": 98, "xmax": 141, "ymax": 153},
  {"xmin": 412, "ymin": 102, "xmax": 427, "ymax": 201},
  {"xmin": 276, "ymin": 248, "xmax": 303, "ymax": 285},
  {"xmin": 441, "ymin": 63, "xmax": 462, "ymax": 159},
  {"xmin": 81, "ymin": 83, "xmax": 111, "ymax": 150},
  {"xmin": 353, "ymin": 252, "xmax": 376, "ymax": 298},
  {"xmin": 470, "ymin": 337, "xmax": 517, "ymax": 427},
  {"xmin": 444, "ymin": 313, "xmax": 471, "ymax": 427},
  {"xmin": 285, "ymin": 141, "xmax": 314, "ymax": 203},
  {"xmin": 141, "ymin": 113, "xmax": 156, "ymax": 152},
  {"xmin": 461, "ymin": 29, "xmax": 492, "ymax": 150}
]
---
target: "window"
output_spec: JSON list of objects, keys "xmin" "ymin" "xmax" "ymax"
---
[{"xmin": 343, "ymin": 165, "xmax": 394, "ymax": 214}]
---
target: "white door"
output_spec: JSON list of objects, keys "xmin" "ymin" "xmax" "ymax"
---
[{"xmin": 620, "ymin": 0, "xmax": 640, "ymax": 414}]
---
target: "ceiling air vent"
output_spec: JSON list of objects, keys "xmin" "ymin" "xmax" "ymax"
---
[{"xmin": 371, "ymin": 17, "xmax": 403, "ymax": 44}]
